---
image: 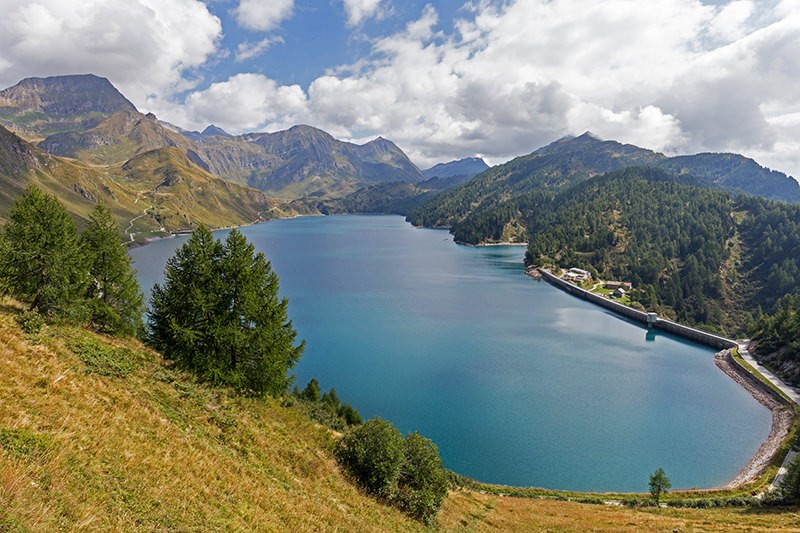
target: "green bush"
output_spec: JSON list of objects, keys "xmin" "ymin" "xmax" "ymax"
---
[
  {"xmin": 396, "ymin": 432, "xmax": 449, "ymax": 524},
  {"xmin": 335, "ymin": 418, "xmax": 449, "ymax": 524},
  {"xmin": 69, "ymin": 336, "xmax": 144, "ymax": 377},
  {"xmin": 335, "ymin": 418, "xmax": 404, "ymax": 500},
  {"xmin": 16, "ymin": 310, "xmax": 45, "ymax": 335}
]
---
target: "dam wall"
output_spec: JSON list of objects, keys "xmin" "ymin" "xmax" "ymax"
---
[{"xmin": 538, "ymin": 268, "xmax": 737, "ymax": 350}]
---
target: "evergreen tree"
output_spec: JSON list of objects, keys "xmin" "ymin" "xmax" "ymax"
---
[
  {"xmin": 82, "ymin": 203, "xmax": 144, "ymax": 335},
  {"xmin": 0, "ymin": 185, "xmax": 86, "ymax": 317},
  {"xmin": 147, "ymin": 226, "xmax": 304, "ymax": 396},
  {"xmin": 649, "ymin": 467, "xmax": 671, "ymax": 505}
]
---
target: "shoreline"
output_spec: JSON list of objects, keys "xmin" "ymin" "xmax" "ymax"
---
[
  {"xmin": 533, "ymin": 266, "xmax": 797, "ymax": 491},
  {"xmin": 131, "ymin": 216, "xmax": 794, "ymax": 494},
  {"xmin": 714, "ymin": 348, "xmax": 794, "ymax": 488}
]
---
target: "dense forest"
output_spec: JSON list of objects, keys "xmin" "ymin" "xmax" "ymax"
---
[{"xmin": 515, "ymin": 167, "xmax": 800, "ymax": 335}]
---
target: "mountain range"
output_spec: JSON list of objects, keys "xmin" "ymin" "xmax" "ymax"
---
[
  {"xmin": 0, "ymin": 74, "xmax": 424, "ymax": 201},
  {"xmin": 407, "ymin": 132, "xmax": 800, "ymax": 240},
  {"xmin": 2, "ymin": 73, "xmax": 800, "ymax": 245}
]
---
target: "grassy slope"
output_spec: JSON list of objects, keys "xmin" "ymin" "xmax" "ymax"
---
[
  {"xmin": 0, "ymin": 126, "xmax": 293, "ymax": 234},
  {"xmin": 1, "ymin": 300, "xmax": 799, "ymax": 531}
]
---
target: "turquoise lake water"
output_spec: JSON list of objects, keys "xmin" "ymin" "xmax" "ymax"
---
[{"xmin": 130, "ymin": 214, "xmax": 770, "ymax": 492}]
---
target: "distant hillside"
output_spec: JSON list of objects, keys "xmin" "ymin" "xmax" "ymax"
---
[
  {"xmin": 178, "ymin": 124, "xmax": 232, "ymax": 141},
  {"xmin": 423, "ymin": 157, "xmax": 489, "ymax": 180},
  {"xmin": 38, "ymin": 110, "xmax": 194, "ymax": 166},
  {"xmin": 408, "ymin": 132, "xmax": 800, "ymax": 238},
  {"xmin": 521, "ymin": 167, "xmax": 800, "ymax": 335},
  {"xmin": 193, "ymin": 126, "xmax": 424, "ymax": 199},
  {"xmin": 0, "ymin": 125, "xmax": 289, "ymax": 236}
]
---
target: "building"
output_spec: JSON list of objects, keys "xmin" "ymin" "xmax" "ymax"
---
[{"xmin": 563, "ymin": 267, "xmax": 591, "ymax": 283}]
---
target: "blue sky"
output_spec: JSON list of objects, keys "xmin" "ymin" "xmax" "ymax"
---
[
  {"xmin": 203, "ymin": 1, "xmax": 469, "ymax": 88},
  {"xmin": 1, "ymin": 0, "xmax": 799, "ymax": 178}
]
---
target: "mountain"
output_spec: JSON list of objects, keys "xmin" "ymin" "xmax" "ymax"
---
[
  {"xmin": 407, "ymin": 132, "xmax": 800, "ymax": 238},
  {"xmin": 0, "ymin": 124, "xmax": 289, "ymax": 236},
  {"xmin": 423, "ymin": 157, "xmax": 489, "ymax": 180},
  {"xmin": 1, "ymin": 74, "xmax": 425, "ymax": 199},
  {"xmin": 521, "ymin": 167, "xmax": 800, "ymax": 335},
  {"xmin": 178, "ymin": 123, "xmax": 232, "ymax": 141},
  {"xmin": 659, "ymin": 152, "xmax": 800, "ymax": 203},
  {"xmin": 193, "ymin": 126, "xmax": 424, "ymax": 199},
  {"xmin": 0, "ymin": 74, "xmax": 136, "ymax": 138}
]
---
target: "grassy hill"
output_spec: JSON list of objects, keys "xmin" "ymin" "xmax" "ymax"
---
[
  {"xmin": 1, "ymin": 299, "xmax": 799, "ymax": 531},
  {"xmin": 0, "ymin": 125, "xmax": 293, "ymax": 238}
]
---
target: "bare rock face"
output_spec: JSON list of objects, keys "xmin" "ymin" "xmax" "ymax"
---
[{"xmin": 0, "ymin": 74, "xmax": 136, "ymax": 116}]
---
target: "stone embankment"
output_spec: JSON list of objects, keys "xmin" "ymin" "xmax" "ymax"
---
[
  {"xmin": 536, "ymin": 268, "xmax": 736, "ymax": 349},
  {"xmin": 715, "ymin": 349, "xmax": 794, "ymax": 487}
]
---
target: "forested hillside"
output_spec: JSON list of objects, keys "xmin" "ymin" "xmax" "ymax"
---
[
  {"xmin": 407, "ymin": 133, "xmax": 800, "ymax": 243},
  {"xmin": 519, "ymin": 168, "xmax": 800, "ymax": 335}
]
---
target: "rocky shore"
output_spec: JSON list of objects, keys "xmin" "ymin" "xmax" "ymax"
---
[{"xmin": 714, "ymin": 349, "xmax": 795, "ymax": 488}]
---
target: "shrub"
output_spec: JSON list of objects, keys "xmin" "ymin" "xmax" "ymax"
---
[
  {"xmin": 335, "ymin": 419, "xmax": 449, "ymax": 524},
  {"xmin": 16, "ymin": 310, "xmax": 45, "ymax": 335},
  {"xmin": 396, "ymin": 432, "xmax": 449, "ymax": 524},
  {"xmin": 335, "ymin": 418, "xmax": 404, "ymax": 499}
]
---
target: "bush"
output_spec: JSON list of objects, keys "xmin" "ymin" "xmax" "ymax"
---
[
  {"xmin": 335, "ymin": 419, "xmax": 449, "ymax": 524},
  {"xmin": 335, "ymin": 418, "xmax": 404, "ymax": 499},
  {"xmin": 397, "ymin": 432, "xmax": 449, "ymax": 524},
  {"xmin": 16, "ymin": 310, "xmax": 45, "ymax": 335}
]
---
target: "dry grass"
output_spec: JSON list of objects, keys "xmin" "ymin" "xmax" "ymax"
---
[
  {"xmin": 0, "ymin": 300, "xmax": 420, "ymax": 532},
  {"xmin": 2, "ymin": 299, "xmax": 800, "ymax": 531},
  {"xmin": 438, "ymin": 490, "xmax": 800, "ymax": 532}
]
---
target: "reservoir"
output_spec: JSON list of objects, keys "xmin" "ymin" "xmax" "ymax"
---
[{"xmin": 130, "ymin": 214, "xmax": 770, "ymax": 492}]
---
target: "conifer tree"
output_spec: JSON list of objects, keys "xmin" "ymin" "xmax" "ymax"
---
[
  {"xmin": 147, "ymin": 226, "xmax": 304, "ymax": 396},
  {"xmin": 0, "ymin": 185, "xmax": 86, "ymax": 316},
  {"xmin": 82, "ymin": 202, "xmax": 144, "ymax": 335}
]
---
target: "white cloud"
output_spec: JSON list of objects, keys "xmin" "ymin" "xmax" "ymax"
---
[
  {"xmin": 342, "ymin": 0, "xmax": 386, "ymax": 27},
  {"xmin": 235, "ymin": 37, "xmax": 281, "ymax": 62},
  {"xmin": 4, "ymin": 0, "xmax": 797, "ymax": 180},
  {"xmin": 182, "ymin": 73, "xmax": 308, "ymax": 133},
  {"xmin": 234, "ymin": 0, "xmax": 294, "ymax": 32},
  {"xmin": 0, "ymin": 0, "xmax": 221, "ymax": 109},
  {"xmin": 304, "ymin": 0, "xmax": 800, "ymax": 177}
]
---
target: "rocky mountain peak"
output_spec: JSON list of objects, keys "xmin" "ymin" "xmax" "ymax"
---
[{"xmin": 0, "ymin": 74, "xmax": 137, "ymax": 116}]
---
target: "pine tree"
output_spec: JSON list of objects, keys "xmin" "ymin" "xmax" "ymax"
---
[
  {"xmin": 148, "ymin": 225, "xmax": 223, "ymax": 375},
  {"xmin": 0, "ymin": 185, "xmax": 86, "ymax": 317},
  {"xmin": 82, "ymin": 203, "xmax": 145, "ymax": 335},
  {"xmin": 147, "ymin": 227, "xmax": 304, "ymax": 396}
]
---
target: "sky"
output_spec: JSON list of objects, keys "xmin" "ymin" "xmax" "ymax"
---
[{"xmin": 0, "ymin": 0, "xmax": 799, "ymax": 177}]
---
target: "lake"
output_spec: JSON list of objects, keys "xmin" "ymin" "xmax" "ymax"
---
[{"xmin": 130, "ymin": 215, "xmax": 770, "ymax": 492}]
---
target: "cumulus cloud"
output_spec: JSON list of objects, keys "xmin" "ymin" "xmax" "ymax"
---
[
  {"xmin": 234, "ymin": 0, "xmax": 294, "ymax": 32},
  {"xmin": 342, "ymin": 0, "xmax": 386, "ymax": 26},
  {"xmin": 0, "ymin": 0, "xmax": 221, "ymax": 109},
  {"xmin": 182, "ymin": 73, "xmax": 308, "ymax": 133},
  {"xmin": 6, "ymin": 0, "xmax": 796, "ymax": 179},
  {"xmin": 306, "ymin": 0, "xmax": 800, "ymax": 176}
]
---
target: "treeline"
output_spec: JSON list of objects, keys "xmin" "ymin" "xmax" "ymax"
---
[
  {"xmin": 751, "ymin": 295, "xmax": 800, "ymax": 385},
  {"xmin": 525, "ymin": 168, "xmax": 737, "ymax": 328}
]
